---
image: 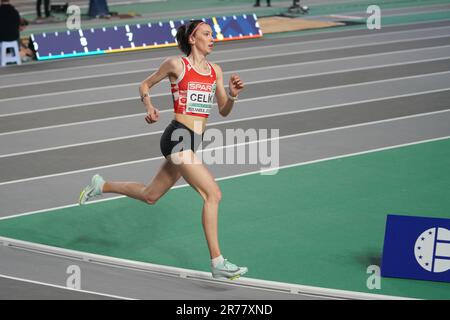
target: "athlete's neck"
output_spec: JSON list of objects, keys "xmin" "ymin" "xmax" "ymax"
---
[{"xmin": 187, "ymin": 52, "xmax": 208, "ymax": 70}]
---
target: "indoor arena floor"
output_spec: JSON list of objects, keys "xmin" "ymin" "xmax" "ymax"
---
[{"xmin": 0, "ymin": 1, "xmax": 450, "ymax": 300}]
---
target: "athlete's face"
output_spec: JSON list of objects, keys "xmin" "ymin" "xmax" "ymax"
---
[{"xmin": 190, "ymin": 24, "xmax": 214, "ymax": 55}]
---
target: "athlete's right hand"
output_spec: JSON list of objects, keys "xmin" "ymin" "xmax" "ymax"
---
[{"xmin": 145, "ymin": 107, "xmax": 160, "ymax": 124}]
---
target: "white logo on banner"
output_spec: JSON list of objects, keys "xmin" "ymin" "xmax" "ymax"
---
[{"xmin": 415, "ymin": 227, "xmax": 450, "ymax": 273}]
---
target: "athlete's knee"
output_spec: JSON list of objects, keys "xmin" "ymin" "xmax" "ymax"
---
[
  {"xmin": 144, "ymin": 197, "xmax": 157, "ymax": 205},
  {"xmin": 143, "ymin": 193, "xmax": 159, "ymax": 205},
  {"xmin": 205, "ymin": 186, "xmax": 222, "ymax": 204}
]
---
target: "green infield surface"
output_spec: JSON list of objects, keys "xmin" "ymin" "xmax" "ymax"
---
[{"xmin": 0, "ymin": 138, "xmax": 449, "ymax": 299}]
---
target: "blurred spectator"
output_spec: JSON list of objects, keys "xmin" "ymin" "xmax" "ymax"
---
[
  {"xmin": 20, "ymin": 16, "xmax": 29, "ymax": 31},
  {"xmin": 36, "ymin": 0, "xmax": 52, "ymax": 20},
  {"xmin": 0, "ymin": 0, "xmax": 20, "ymax": 42},
  {"xmin": 22, "ymin": 36, "xmax": 36, "ymax": 61},
  {"xmin": 89, "ymin": 0, "xmax": 111, "ymax": 18},
  {"xmin": 254, "ymin": 0, "xmax": 271, "ymax": 7}
]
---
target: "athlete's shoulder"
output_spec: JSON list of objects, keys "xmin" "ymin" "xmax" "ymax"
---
[
  {"xmin": 210, "ymin": 63, "xmax": 222, "ymax": 76},
  {"xmin": 162, "ymin": 56, "xmax": 184, "ymax": 69},
  {"xmin": 159, "ymin": 56, "xmax": 184, "ymax": 76}
]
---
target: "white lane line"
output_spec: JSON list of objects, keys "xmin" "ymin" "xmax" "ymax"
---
[
  {"xmin": 330, "ymin": 14, "xmax": 364, "ymax": 20},
  {"xmin": 0, "ymin": 19, "xmax": 450, "ymax": 78},
  {"xmin": 1, "ymin": 22, "xmax": 449, "ymax": 79},
  {"xmin": 1, "ymin": 54, "xmax": 449, "ymax": 103},
  {"xmin": 0, "ymin": 237, "xmax": 413, "ymax": 300},
  {"xmin": 0, "ymin": 109, "xmax": 448, "ymax": 187},
  {"xmin": 236, "ymin": 57, "xmax": 450, "ymax": 86},
  {"xmin": 1, "ymin": 33, "xmax": 449, "ymax": 89},
  {"xmin": 2, "ymin": 62, "xmax": 450, "ymax": 120},
  {"xmin": 0, "ymin": 97, "xmax": 136, "ymax": 118},
  {"xmin": 0, "ymin": 273, "xmax": 134, "ymax": 300},
  {"xmin": 1, "ymin": 86, "xmax": 449, "ymax": 155},
  {"xmin": 0, "ymin": 75, "xmax": 449, "ymax": 140},
  {"xmin": 0, "ymin": 112, "xmax": 159, "ymax": 136},
  {"xmin": 0, "ymin": 128, "xmax": 448, "ymax": 228}
]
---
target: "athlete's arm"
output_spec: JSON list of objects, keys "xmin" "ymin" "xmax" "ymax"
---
[
  {"xmin": 212, "ymin": 63, "xmax": 244, "ymax": 117},
  {"xmin": 139, "ymin": 57, "xmax": 182, "ymax": 123}
]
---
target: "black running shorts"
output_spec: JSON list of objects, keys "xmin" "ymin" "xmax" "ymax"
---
[{"xmin": 160, "ymin": 120, "xmax": 204, "ymax": 158}]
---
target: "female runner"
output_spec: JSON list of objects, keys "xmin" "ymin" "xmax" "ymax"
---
[{"xmin": 79, "ymin": 20, "xmax": 247, "ymax": 280}]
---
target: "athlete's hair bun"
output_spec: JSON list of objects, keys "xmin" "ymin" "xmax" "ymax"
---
[{"xmin": 176, "ymin": 25, "xmax": 188, "ymax": 55}]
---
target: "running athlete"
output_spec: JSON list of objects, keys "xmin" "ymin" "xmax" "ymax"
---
[{"xmin": 79, "ymin": 20, "xmax": 247, "ymax": 280}]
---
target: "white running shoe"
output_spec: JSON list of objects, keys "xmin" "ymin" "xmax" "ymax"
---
[
  {"xmin": 79, "ymin": 174, "xmax": 105, "ymax": 205},
  {"xmin": 211, "ymin": 259, "xmax": 248, "ymax": 280}
]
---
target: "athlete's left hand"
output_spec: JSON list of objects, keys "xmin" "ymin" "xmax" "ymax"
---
[{"xmin": 229, "ymin": 74, "xmax": 244, "ymax": 98}]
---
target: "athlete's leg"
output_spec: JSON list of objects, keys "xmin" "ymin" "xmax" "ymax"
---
[
  {"xmin": 168, "ymin": 151, "xmax": 222, "ymax": 259},
  {"xmin": 102, "ymin": 159, "xmax": 181, "ymax": 205},
  {"xmin": 169, "ymin": 151, "xmax": 248, "ymax": 279}
]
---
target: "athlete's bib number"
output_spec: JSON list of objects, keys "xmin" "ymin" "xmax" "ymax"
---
[{"xmin": 186, "ymin": 82, "xmax": 215, "ymax": 114}]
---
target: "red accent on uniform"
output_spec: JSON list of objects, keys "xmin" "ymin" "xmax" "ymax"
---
[{"xmin": 171, "ymin": 57, "xmax": 217, "ymax": 118}]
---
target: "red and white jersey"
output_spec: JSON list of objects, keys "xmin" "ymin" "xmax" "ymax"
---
[{"xmin": 171, "ymin": 57, "xmax": 217, "ymax": 118}]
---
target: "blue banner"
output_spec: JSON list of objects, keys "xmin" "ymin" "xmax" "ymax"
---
[
  {"xmin": 382, "ymin": 214, "xmax": 450, "ymax": 283},
  {"xmin": 31, "ymin": 14, "xmax": 262, "ymax": 61}
]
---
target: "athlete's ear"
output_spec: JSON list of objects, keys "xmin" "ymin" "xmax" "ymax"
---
[{"xmin": 189, "ymin": 35, "xmax": 195, "ymax": 45}]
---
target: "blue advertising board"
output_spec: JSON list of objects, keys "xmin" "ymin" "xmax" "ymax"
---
[
  {"xmin": 31, "ymin": 14, "xmax": 263, "ymax": 60},
  {"xmin": 382, "ymin": 214, "xmax": 450, "ymax": 283}
]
